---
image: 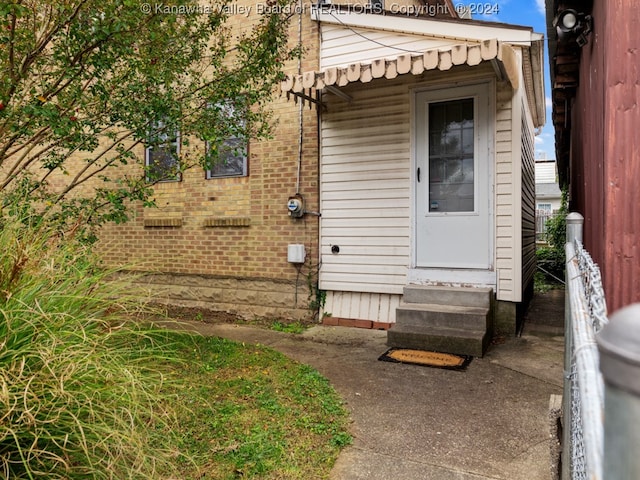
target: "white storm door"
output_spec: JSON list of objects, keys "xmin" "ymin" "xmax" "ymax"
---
[{"xmin": 415, "ymin": 84, "xmax": 492, "ymax": 269}]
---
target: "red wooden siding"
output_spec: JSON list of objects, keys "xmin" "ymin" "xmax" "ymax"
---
[
  {"xmin": 603, "ymin": 0, "xmax": 640, "ymax": 312},
  {"xmin": 568, "ymin": 0, "xmax": 640, "ymax": 313}
]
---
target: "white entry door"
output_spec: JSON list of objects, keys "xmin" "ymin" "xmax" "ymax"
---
[{"xmin": 415, "ymin": 83, "xmax": 492, "ymax": 270}]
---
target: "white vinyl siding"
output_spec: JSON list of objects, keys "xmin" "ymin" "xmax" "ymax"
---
[
  {"xmin": 495, "ymin": 82, "xmax": 516, "ymax": 301},
  {"xmin": 319, "ymin": 65, "xmax": 521, "ymax": 318},
  {"xmin": 325, "ymin": 291, "xmax": 402, "ymax": 323},
  {"xmin": 320, "ymin": 78, "xmax": 410, "ymax": 295},
  {"xmin": 496, "ymin": 45, "xmax": 527, "ymax": 303},
  {"xmin": 535, "ymin": 162, "xmax": 557, "ymax": 183},
  {"xmin": 320, "ymin": 24, "xmax": 453, "ymax": 69},
  {"xmin": 319, "ymin": 68, "xmax": 525, "ymax": 319},
  {"xmin": 311, "ymin": 18, "xmax": 542, "ymax": 323}
]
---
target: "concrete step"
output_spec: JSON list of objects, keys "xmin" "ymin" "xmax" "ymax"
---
[
  {"xmin": 403, "ymin": 285, "xmax": 493, "ymax": 308},
  {"xmin": 395, "ymin": 302, "xmax": 490, "ymax": 331},
  {"xmin": 387, "ymin": 324, "xmax": 490, "ymax": 358}
]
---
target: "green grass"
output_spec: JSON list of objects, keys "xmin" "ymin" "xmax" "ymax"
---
[
  {"xmin": 0, "ymin": 216, "xmax": 350, "ymax": 478},
  {"xmin": 534, "ymin": 270, "xmax": 564, "ymax": 294},
  {"xmin": 270, "ymin": 320, "xmax": 309, "ymax": 334},
  {"xmin": 157, "ymin": 333, "xmax": 352, "ymax": 479}
]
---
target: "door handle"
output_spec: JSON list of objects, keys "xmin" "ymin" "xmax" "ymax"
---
[{"xmin": 417, "ymin": 167, "xmax": 421, "ymax": 182}]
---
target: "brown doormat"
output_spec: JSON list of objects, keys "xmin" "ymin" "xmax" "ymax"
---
[{"xmin": 379, "ymin": 348, "xmax": 472, "ymax": 370}]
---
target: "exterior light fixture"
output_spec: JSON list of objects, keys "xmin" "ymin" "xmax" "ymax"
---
[
  {"xmin": 554, "ymin": 9, "xmax": 593, "ymax": 47},
  {"xmin": 556, "ymin": 9, "xmax": 578, "ymax": 33}
]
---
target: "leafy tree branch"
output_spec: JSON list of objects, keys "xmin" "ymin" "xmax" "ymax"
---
[{"xmin": 0, "ymin": 0, "xmax": 298, "ymax": 235}]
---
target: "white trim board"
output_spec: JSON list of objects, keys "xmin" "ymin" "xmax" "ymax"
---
[
  {"xmin": 407, "ymin": 268, "xmax": 497, "ymax": 287},
  {"xmin": 311, "ymin": 8, "xmax": 543, "ymax": 45}
]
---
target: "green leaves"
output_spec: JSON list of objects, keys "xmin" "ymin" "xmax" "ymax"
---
[
  {"xmin": 545, "ymin": 189, "xmax": 568, "ymax": 250},
  {"xmin": 0, "ymin": 0, "xmax": 296, "ymax": 232},
  {"xmin": 536, "ymin": 189, "xmax": 568, "ymax": 283}
]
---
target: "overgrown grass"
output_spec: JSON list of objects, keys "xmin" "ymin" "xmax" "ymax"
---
[
  {"xmin": 0, "ymin": 217, "xmax": 351, "ymax": 478},
  {"xmin": 158, "ymin": 333, "xmax": 351, "ymax": 479},
  {"xmin": 0, "ymin": 219, "xmax": 190, "ymax": 480},
  {"xmin": 0, "ymin": 218, "xmax": 184, "ymax": 478}
]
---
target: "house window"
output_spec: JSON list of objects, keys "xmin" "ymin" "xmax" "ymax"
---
[
  {"xmin": 145, "ymin": 120, "xmax": 180, "ymax": 182},
  {"xmin": 206, "ymin": 102, "xmax": 248, "ymax": 178},
  {"xmin": 205, "ymin": 136, "xmax": 247, "ymax": 178},
  {"xmin": 537, "ymin": 203, "xmax": 552, "ymax": 213}
]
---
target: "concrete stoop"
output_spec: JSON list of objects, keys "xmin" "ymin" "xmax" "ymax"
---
[{"xmin": 387, "ymin": 285, "xmax": 494, "ymax": 357}]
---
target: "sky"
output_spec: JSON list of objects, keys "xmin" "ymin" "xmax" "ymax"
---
[{"xmin": 465, "ymin": 0, "xmax": 555, "ymax": 160}]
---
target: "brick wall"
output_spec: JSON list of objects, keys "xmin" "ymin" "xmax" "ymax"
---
[{"xmin": 97, "ymin": 2, "xmax": 322, "ymax": 320}]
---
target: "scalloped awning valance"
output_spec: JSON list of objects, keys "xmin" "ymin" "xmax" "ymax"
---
[{"xmin": 280, "ymin": 39, "xmax": 518, "ymax": 100}]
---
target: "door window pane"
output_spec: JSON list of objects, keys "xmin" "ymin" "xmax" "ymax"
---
[{"xmin": 428, "ymin": 98, "xmax": 474, "ymax": 212}]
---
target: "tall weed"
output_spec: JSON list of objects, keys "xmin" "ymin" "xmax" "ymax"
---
[{"xmin": 0, "ymin": 217, "xmax": 180, "ymax": 479}]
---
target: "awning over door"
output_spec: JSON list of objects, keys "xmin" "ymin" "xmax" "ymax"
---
[{"xmin": 280, "ymin": 38, "xmax": 519, "ymax": 97}]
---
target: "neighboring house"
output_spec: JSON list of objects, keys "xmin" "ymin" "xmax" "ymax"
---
[
  {"xmin": 535, "ymin": 159, "xmax": 561, "ymax": 212},
  {"xmin": 535, "ymin": 159, "xmax": 562, "ymax": 242},
  {"xmin": 546, "ymin": 0, "xmax": 640, "ymax": 313},
  {"xmin": 102, "ymin": 0, "xmax": 545, "ymax": 356},
  {"xmin": 281, "ymin": 4, "xmax": 545, "ymax": 355}
]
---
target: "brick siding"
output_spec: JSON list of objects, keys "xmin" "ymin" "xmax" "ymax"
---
[{"xmin": 96, "ymin": 3, "xmax": 322, "ymax": 319}]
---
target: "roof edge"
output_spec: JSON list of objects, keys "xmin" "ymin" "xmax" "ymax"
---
[{"xmin": 310, "ymin": 6, "xmax": 538, "ymax": 44}]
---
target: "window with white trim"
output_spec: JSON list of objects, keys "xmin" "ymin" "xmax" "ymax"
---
[{"xmin": 537, "ymin": 203, "xmax": 552, "ymax": 213}]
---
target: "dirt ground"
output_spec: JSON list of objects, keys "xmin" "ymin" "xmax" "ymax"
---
[
  {"xmin": 147, "ymin": 289, "xmax": 566, "ymax": 338},
  {"xmin": 147, "ymin": 304, "xmax": 316, "ymax": 329},
  {"xmin": 158, "ymin": 305, "xmax": 245, "ymax": 324}
]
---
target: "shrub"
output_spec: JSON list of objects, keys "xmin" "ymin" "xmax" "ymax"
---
[
  {"xmin": 0, "ymin": 217, "xmax": 180, "ymax": 479},
  {"xmin": 536, "ymin": 245, "xmax": 565, "ymax": 282},
  {"xmin": 536, "ymin": 189, "xmax": 568, "ymax": 283},
  {"xmin": 545, "ymin": 189, "xmax": 568, "ymax": 251}
]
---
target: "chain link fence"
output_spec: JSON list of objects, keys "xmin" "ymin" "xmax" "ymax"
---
[
  {"xmin": 563, "ymin": 239, "xmax": 608, "ymax": 480},
  {"xmin": 575, "ymin": 242, "xmax": 608, "ymax": 332}
]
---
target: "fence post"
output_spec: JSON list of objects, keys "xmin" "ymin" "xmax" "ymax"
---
[
  {"xmin": 562, "ymin": 212, "xmax": 583, "ymax": 480},
  {"xmin": 597, "ymin": 304, "xmax": 640, "ymax": 479},
  {"xmin": 566, "ymin": 212, "xmax": 584, "ymax": 243}
]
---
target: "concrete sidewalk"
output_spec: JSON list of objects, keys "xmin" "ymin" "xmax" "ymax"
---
[{"xmin": 163, "ymin": 319, "xmax": 563, "ymax": 480}]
